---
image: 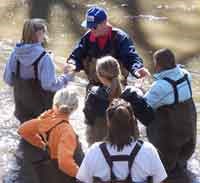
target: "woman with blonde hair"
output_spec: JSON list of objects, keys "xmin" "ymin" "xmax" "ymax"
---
[
  {"xmin": 84, "ymin": 55, "xmax": 155, "ymax": 145},
  {"xmin": 4, "ymin": 18, "xmax": 73, "ymax": 123},
  {"xmin": 96, "ymin": 56, "xmax": 122, "ymax": 101},
  {"xmin": 18, "ymin": 88, "xmax": 84, "ymax": 183},
  {"xmin": 84, "ymin": 56, "xmax": 123, "ymax": 145}
]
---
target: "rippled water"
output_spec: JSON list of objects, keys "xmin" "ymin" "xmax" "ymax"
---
[{"xmin": 0, "ymin": 0, "xmax": 200, "ymax": 182}]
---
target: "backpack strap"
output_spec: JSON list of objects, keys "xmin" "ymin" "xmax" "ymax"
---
[
  {"xmin": 40, "ymin": 120, "xmax": 67, "ymax": 151},
  {"xmin": 126, "ymin": 140, "xmax": 144, "ymax": 180},
  {"xmin": 163, "ymin": 74, "xmax": 191, "ymax": 105},
  {"xmin": 185, "ymin": 75, "xmax": 192, "ymax": 97},
  {"xmin": 99, "ymin": 140, "xmax": 144, "ymax": 182},
  {"xmin": 99, "ymin": 143, "xmax": 117, "ymax": 180},
  {"xmin": 16, "ymin": 60, "xmax": 20, "ymax": 77},
  {"xmin": 33, "ymin": 51, "xmax": 46, "ymax": 80}
]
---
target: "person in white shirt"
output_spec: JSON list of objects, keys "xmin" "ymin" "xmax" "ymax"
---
[{"xmin": 77, "ymin": 98, "xmax": 167, "ymax": 183}]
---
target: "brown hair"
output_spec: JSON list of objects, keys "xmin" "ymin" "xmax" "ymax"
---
[
  {"xmin": 153, "ymin": 48, "xmax": 176, "ymax": 71},
  {"xmin": 21, "ymin": 18, "xmax": 47, "ymax": 44},
  {"xmin": 96, "ymin": 56, "xmax": 122, "ymax": 101},
  {"xmin": 106, "ymin": 98, "xmax": 139, "ymax": 151}
]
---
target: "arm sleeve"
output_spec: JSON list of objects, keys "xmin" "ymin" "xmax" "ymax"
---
[
  {"xmin": 120, "ymin": 87, "xmax": 154, "ymax": 126},
  {"xmin": 68, "ymin": 36, "xmax": 88, "ymax": 71},
  {"xmin": 3, "ymin": 51, "xmax": 16, "ymax": 86},
  {"xmin": 76, "ymin": 146, "xmax": 95, "ymax": 183},
  {"xmin": 149, "ymin": 145, "xmax": 167, "ymax": 183},
  {"xmin": 39, "ymin": 54, "xmax": 72, "ymax": 92},
  {"xmin": 144, "ymin": 81, "xmax": 169, "ymax": 110},
  {"xmin": 118, "ymin": 34, "xmax": 144, "ymax": 75},
  {"xmin": 57, "ymin": 126, "xmax": 79, "ymax": 177},
  {"xmin": 18, "ymin": 119, "xmax": 45, "ymax": 149}
]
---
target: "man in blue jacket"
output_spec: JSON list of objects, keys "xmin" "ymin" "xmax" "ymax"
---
[
  {"xmin": 66, "ymin": 6, "xmax": 149, "ymax": 88},
  {"xmin": 144, "ymin": 48, "xmax": 197, "ymax": 181}
]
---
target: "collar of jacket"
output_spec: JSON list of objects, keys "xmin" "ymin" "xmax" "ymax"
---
[
  {"xmin": 153, "ymin": 65, "xmax": 182, "ymax": 80},
  {"xmin": 89, "ymin": 25, "xmax": 112, "ymax": 42},
  {"xmin": 38, "ymin": 109, "xmax": 69, "ymax": 133}
]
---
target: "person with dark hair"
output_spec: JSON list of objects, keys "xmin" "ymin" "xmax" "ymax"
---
[
  {"xmin": 77, "ymin": 99, "xmax": 167, "ymax": 183},
  {"xmin": 153, "ymin": 48, "xmax": 176, "ymax": 71},
  {"xmin": 144, "ymin": 48, "xmax": 197, "ymax": 181},
  {"xmin": 65, "ymin": 6, "xmax": 150, "ymax": 90}
]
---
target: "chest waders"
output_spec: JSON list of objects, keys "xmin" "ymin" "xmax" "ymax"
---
[
  {"xmin": 84, "ymin": 86, "xmax": 110, "ymax": 145},
  {"xmin": 33, "ymin": 120, "xmax": 84, "ymax": 183},
  {"xmin": 93, "ymin": 140, "xmax": 153, "ymax": 183},
  {"xmin": 147, "ymin": 74, "xmax": 197, "ymax": 178},
  {"xmin": 13, "ymin": 51, "xmax": 55, "ymax": 123},
  {"xmin": 82, "ymin": 30, "xmax": 129, "ymax": 92}
]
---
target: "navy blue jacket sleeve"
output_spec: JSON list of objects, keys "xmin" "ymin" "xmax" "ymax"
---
[
  {"xmin": 68, "ymin": 33, "xmax": 89, "ymax": 71},
  {"xmin": 116, "ymin": 30, "xmax": 144, "ymax": 75},
  {"xmin": 120, "ymin": 87, "xmax": 154, "ymax": 126}
]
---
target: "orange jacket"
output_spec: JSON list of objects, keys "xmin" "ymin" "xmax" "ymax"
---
[{"xmin": 18, "ymin": 109, "xmax": 79, "ymax": 177}]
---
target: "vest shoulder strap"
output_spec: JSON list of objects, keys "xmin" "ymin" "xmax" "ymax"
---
[
  {"xmin": 33, "ymin": 51, "xmax": 46, "ymax": 80},
  {"xmin": 163, "ymin": 74, "xmax": 191, "ymax": 104},
  {"xmin": 40, "ymin": 120, "xmax": 68, "ymax": 148},
  {"xmin": 15, "ymin": 51, "xmax": 46, "ymax": 80},
  {"xmin": 99, "ymin": 140, "xmax": 144, "ymax": 182}
]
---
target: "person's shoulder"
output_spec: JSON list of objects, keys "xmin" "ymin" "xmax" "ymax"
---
[
  {"xmin": 112, "ymin": 27, "xmax": 129, "ymax": 39},
  {"xmin": 86, "ymin": 142, "xmax": 102, "ymax": 154},
  {"xmin": 180, "ymin": 67, "xmax": 191, "ymax": 80},
  {"xmin": 81, "ymin": 30, "xmax": 91, "ymax": 40},
  {"xmin": 151, "ymin": 77, "xmax": 172, "ymax": 91},
  {"xmin": 138, "ymin": 140, "xmax": 159, "ymax": 158}
]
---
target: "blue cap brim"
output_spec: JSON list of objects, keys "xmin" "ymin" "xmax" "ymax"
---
[{"xmin": 81, "ymin": 20, "xmax": 87, "ymax": 28}]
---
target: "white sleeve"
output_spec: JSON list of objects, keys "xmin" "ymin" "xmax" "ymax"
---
[
  {"xmin": 149, "ymin": 145, "xmax": 167, "ymax": 183},
  {"xmin": 76, "ymin": 145, "xmax": 97, "ymax": 183}
]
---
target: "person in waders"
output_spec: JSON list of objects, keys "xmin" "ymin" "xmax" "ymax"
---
[
  {"xmin": 144, "ymin": 48, "xmax": 197, "ymax": 182},
  {"xmin": 84, "ymin": 56, "xmax": 122, "ymax": 145},
  {"xmin": 3, "ymin": 18, "xmax": 74, "ymax": 123},
  {"xmin": 65, "ymin": 6, "xmax": 150, "ymax": 92},
  {"xmin": 3, "ymin": 19, "xmax": 75, "ymax": 183},
  {"xmin": 18, "ymin": 88, "xmax": 84, "ymax": 183},
  {"xmin": 77, "ymin": 98, "xmax": 167, "ymax": 183},
  {"xmin": 84, "ymin": 56, "xmax": 154, "ymax": 145}
]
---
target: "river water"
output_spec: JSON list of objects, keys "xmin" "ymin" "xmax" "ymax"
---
[{"xmin": 0, "ymin": 0, "xmax": 200, "ymax": 182}]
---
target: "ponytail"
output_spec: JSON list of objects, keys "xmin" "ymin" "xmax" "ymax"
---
[{"xmin": 109, "ymin": 76, "xmax": 122, "ymax": 101}]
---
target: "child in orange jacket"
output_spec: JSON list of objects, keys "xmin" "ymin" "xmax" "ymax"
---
[{"xmin": 18, "ymin": 88, "xmax": 84, "ymax": 183}]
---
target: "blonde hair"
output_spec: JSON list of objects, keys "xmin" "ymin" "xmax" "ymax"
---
[
  {"xmin": 21, "ymin": 18, "xmax": 47, "ymax": 44},
  {"xmin": 53, "ymin": 88, "xmax": 79, "ymax": 114},
  {"xmin": 96, "ymin": 56, "xmax": 122, "ymax": 101}
]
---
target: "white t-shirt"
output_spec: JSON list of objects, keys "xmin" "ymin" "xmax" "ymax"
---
[{"xmin": 77, "ymin": 140, "xmax": 167, "ymax": 183}]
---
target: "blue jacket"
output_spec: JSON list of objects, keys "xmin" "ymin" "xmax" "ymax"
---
[
  {"xmin": 144, "ymin": 65, "xmax": 192, "ymax": 110},
  {"xmin": 4, "ymin": 43, "xmax": 71, "ymax": 92},
  {"xmin": 68, "ymin": 28, "xmax": 143, "ymax": 75}
]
